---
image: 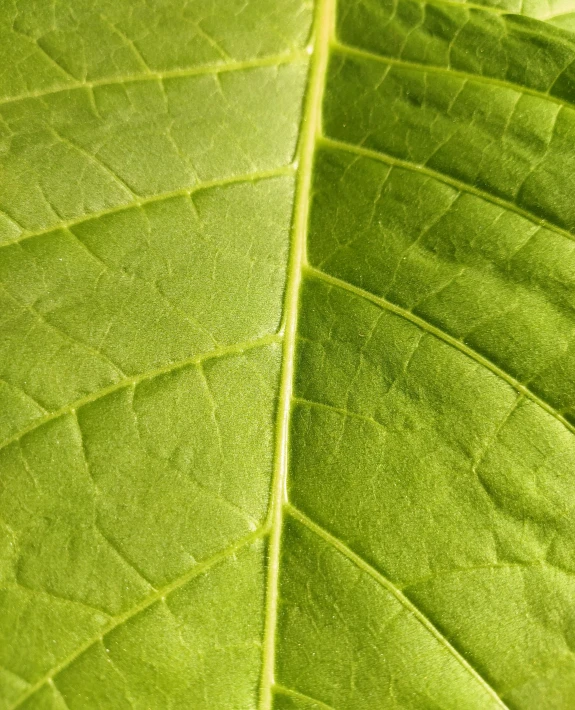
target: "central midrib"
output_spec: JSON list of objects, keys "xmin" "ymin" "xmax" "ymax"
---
[{"xmin": 258, "ymin": 0, "xmax": 335, "ymax": 707}]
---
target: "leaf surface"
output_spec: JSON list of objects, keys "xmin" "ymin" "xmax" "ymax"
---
[{"xmin": 2, "ymin": 0, "xmax": 575, "ymax": 708}]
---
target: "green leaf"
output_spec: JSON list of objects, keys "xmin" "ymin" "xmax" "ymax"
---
[{"xmin": 2, "ymin": 0, "xmax": 575, "ymax": 707}]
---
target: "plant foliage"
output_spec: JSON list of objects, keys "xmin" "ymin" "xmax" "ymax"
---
[{"xmin": 2, "ymin": 0, "xmax": 575, "ymax": 707}]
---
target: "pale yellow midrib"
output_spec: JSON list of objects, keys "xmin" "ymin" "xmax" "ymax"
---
[{"xmin": 258, "ymin": 0, "xmax": 336, "ymax": 708}]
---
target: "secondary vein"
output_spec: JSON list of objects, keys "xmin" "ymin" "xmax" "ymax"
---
[
  {"xmin": 3, "ymin": 165, "xmax": 296, "ymax": 250},
  {"xmin": 0, "ymin": 333, "xmax": 281, "ymax": 454},
  {"xmin": 319, "ymin": 137, "xmax": 575, "ymax": 245},
  {"xmin": 0, "ymin": 51, "xmax": 308, "ymax": 108},
  {"xmin": 286, "ymin": 504, "xmax": 510, "ymax": 710},
  {"xmin": 332, "ymin": 40, "xmax": 575, "ymax": 112},
  {"xmin": 9, "ymin": 529, "xmax": 265, "ymax": 710},
  {"xmin": 258, "ymin": 1, "xmax": 335, "ymax": 707},
  {"xmin": 274, "ymin": 684, "xmax": 337, "ymax": 710},
  {"xmin": 307, "ymin": 266, "xmax": 575, "ymax": 437}
]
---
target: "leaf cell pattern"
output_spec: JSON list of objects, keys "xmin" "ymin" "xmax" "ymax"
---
[{"xmin": 2, "ymin": 0, "xmax": 575, "ymax": 708}]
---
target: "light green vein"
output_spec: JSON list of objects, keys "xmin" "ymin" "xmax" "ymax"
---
[
  {"xmin": 274, "ymin": 684, "xmax": 336, "ymax": 709},
  {"xmin": 286, "ymin": 504, "xmax": 510, "ymax": 710},
  {"xmin": 10, "ymin": 529, "xmax": 265, "ymax": 710},
  {"xmin": 49, "ymin": 678, "xmax": 72, "ymax": 710},
  {"xmin": 406, "ymin": 0, "xmax": 575, "ymax": 46},
  {"xmin": 306, "ymin": 265, "xmax": 575, "ymax": 437},
  {"xmin": 0, "ymin": 333, "xmax": 282, "ymax": 454},
  {"xmin": 259, "ymin": 0, "xmax": 335, "ymax": 708},
  {"xmin": 2, "ymin": 165, "xmax": 296, "ymax": 250},
  {"xmin": 293, "ymin": 395, "xmax": 389, "ymax": 435},
  {"xmin": 332, "ymin": 39, "xmax": 574, "ymax": 111},
  {"xmin": 423, "ymin": 0, "xmax": 506, "ymax": 13},
  {"xmin": 319, "ymin": 136, "xmax": 575, "ymax": 245},
  {"xmin": 544, "ymin": 9, "xmax": 575, "ymax": 20},
  {"xmin": 0, "ymin": 51, "xmax": 309, "ymax": 108}
]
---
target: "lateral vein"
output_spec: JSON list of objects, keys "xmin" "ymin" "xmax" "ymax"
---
[
  {"xmin": 286, "ymin": 504, "xmax": 510, "ymax": 710},
  {"xmin": 3, "ymin": 165, "xmax": 296, "ymax": 250},
  {"xmin": 0, "ymin": 333, "xmax": 282, "ymax": 454},
  {"xmin": 0, "ymin": 51, "xmax": 309, "ymax": 107},
  {"xmin": 274, "ymin": 684, "xmax": 336, "ymax": 710},
  {"xmin": 319, "ymin": 137, "xmax": 575, "ymax": 245},
  {"xmin": 307, "ymin": 266, "xmax": 575, "ymax": 437},
  {"xmin": 332, "ymin": 40, "xmax": 575, "ymax": 112},
  {"xmin": 9, "ymin": 529, "xmax": 266, "ymax": 710}
]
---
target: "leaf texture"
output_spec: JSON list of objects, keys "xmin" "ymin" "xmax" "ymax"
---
[{"xmin": 2, "ymin": 0, "xmax": 575, "ymax": 708}]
